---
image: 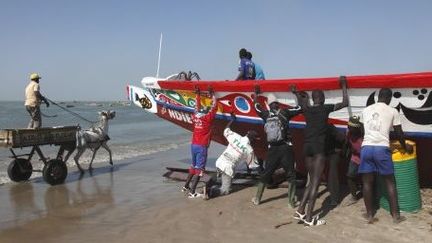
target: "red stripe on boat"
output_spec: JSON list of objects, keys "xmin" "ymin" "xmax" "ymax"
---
[{"xmin": 158, "ymin": 72, "xmax": 432, "ymax": 92}]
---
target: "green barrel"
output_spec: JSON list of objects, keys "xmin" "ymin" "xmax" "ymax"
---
[{"xmin": 379, "ymin": 141, "xmax": 422, "ymax": 213}]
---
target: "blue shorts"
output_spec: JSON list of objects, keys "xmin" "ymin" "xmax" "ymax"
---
[
  {"xmin": 191, "ymin": 144, "xmax": 208, "ymax": 171},
  {"xmin": 359, "ymin": 146, "xmax": 394, "ymax": 175}
]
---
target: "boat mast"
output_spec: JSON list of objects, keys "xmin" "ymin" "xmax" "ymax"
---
[{"xmin": 156, "ymin": 33, "xmax": 163, "ymax": 78}]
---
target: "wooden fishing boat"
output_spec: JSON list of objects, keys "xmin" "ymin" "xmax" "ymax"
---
[{"xmin": 127, "ymin": 71, "xmax": 432, "ymax": 186}]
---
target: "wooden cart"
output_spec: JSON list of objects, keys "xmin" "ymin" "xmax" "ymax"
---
[{"xmin": 0, "ymin": 126, "xmax": 78, "ymax": 185}]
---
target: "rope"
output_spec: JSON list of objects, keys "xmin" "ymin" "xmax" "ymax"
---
[
  {"xmin": 45, "ymin": 98, "xmax": 97, "ymax": 124},
  {"xmin": 40, "ymin": 111, "xmax": 58, "ymax": 118}
]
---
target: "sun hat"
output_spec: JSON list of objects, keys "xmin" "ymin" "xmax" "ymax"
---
[{"xmin": 30, "ymin": 73, "xmax": 41, "ymax": 80}]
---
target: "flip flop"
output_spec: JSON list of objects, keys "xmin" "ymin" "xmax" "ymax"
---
[
  {"xmin": 293, "ymin": 211, "xmax": 306, "ymax": 221},
  {"xmin": 304, "ymin": 216, "xmax": 326, "ymax": 227}
]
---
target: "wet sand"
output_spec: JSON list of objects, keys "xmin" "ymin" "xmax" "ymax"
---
[{"xmin": 0, "ymin": 144, "xmax": 431, "ymax": 243}]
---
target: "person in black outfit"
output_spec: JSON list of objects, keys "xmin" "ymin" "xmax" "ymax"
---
[
  {"xmin": 251, "ymin": 86, "xmax": 303, "ymax": 208},
  {"xmin": 292, "ymin": 76, "xmax": 348, "ymax": 226},
  {"xmin": 325, "ymin": 124, "xmax": 346, "ymax": 206}
]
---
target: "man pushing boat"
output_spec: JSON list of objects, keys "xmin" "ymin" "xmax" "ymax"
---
[
  {"xmin": 292, "ymin": 76, "xmax": 348, "ymax": 226},
  {"xmin": 182, "ymin": 86, "xmax": 217, "ymax": 198},
  {"xmin": 359, "ymin": 88, "xmax": 413, "ymax": 224},
  {"xmin": 251, "ymin": 86, "xmax": 303, "ymax": 208},
  {"xmin": 210, "ymin": 113, "xmax": 259, "ymax": 198}
]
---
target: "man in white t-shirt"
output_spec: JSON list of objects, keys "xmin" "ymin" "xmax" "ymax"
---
[
  {"xmin": 359, "ymin": 88, "xmax": 413, "ymax": 224},
  {"xmin": 24, "ymin": 73, "xmax": 50, "ymax": 128},
  {"xmin": 210, "ymin": 114, "xmax": 258, "ymax": 197}
]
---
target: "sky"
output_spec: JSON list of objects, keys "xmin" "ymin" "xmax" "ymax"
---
[{"xmin": 1, "ymin": 0, "xmax": 431, "ymax": 101}]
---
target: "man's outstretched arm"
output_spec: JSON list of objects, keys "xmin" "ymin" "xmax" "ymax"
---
[
  {"xmin": 225, "ymin": 113, "xmax": 236, "ymax": 129},
  {"xmin": 291, "ymin": 85, "xmax": 309, "ymax": 110},
  {"xmin": 334, "ymin": 76, "xmax": 348, "ymax": 111},
  {"xmin": 194, "ymin": 86, "xmax": 201, "ymax": 112}
]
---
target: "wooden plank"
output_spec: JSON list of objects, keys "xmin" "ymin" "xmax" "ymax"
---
[
  {"xmin": 0, "ymin": 126, "xmax": 78, "ymax": 148},
  {"xmin": 164, "ymin": 167, "xmax": 261, "ymax": 181},
  {"xmin": 163, "ymin": 171, "xmax": 213, "ymax": 183}
]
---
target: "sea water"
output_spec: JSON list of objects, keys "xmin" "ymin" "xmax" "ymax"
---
[{"xmin": 0, "ymin": 101, "xmax": 190, "ymax": 184}]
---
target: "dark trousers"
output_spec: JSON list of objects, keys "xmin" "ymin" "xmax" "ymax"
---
[{"xmin": 260, "ymin": 143, "xmax": 295, "ymax": 184}]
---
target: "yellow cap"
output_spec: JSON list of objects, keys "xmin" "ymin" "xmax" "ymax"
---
[{"xmin": 30, "ymin": 73, "xmax": 41, "ymax": 80}]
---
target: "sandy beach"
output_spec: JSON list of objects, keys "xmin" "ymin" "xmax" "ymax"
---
[{"xmin": 0, "ymin": 143, "xmax": 431, "ymax": 243}]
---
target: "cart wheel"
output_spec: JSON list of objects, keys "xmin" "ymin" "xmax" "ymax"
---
[
  {"xmin": 7, "ymin": 158, "xmax": 33, "ymax": 182},
  {"xmin": 43, "ymin": 159, "xmax": 68, "ymax": 185}
]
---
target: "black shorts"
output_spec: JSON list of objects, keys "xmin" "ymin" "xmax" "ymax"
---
[{"xmin": 303, "ymin": 142, "xmax": 326, "ymax": 157}]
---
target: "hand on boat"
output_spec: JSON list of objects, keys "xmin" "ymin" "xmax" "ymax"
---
[
  {"xmin": 297, "ymin": 91, "xmax": 308, "ymax": 99},
  {"xmin": 208, "ymin": 86, "xmax": 214, "ymax": 95},
  {"xmin": 194, "ymin": 85, "xmax": 200, "ymax": 94},
  {"xmin": 339, "ymin": 76, "xmax": 347, "ymax": 88},
  {"xmin": 254, "ymin": 85, "xmax": 261, "ymax": 94},
  {"xmin": 290, "ymin": 84, "xmax": 297, "ymax": 93},
  {"xmin": 230, "ymin": 112, "xmax": 236, "ymax": 120}
]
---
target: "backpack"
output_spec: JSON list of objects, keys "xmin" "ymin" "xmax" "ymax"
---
[{"xmin": 264, "ymin": 112, "xmax": 286, "ymax": 143}]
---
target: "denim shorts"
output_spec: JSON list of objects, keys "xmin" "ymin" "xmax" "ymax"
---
[
  {"xmin": 359, "ymin": 145, "xmax": 393, "ymax": 175},
  {"xmin": 191, "ymin": 144, "xmax": 208, "ymax": 171}
]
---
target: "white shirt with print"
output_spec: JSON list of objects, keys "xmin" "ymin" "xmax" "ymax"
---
[
  {"xmin": 361, "ymin": 102, "xmax": 401, "ymax": 147},
  {"xmin": 215, "ymin": 128, "xmax": 256, "ymax": 178}
]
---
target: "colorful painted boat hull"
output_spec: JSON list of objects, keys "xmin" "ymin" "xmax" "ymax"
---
[{"xmin": 127, "ymin": 72, "xmax": 432, "ymax": 186}]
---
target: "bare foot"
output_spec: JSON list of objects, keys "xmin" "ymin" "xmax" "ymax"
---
[
  {"xmin": 362, "ymin": 213, "xmax": 379, "ymax": 224},
  {"xmin": 393, "ymin": 215, "xmax": 407, "ymax": 224}
]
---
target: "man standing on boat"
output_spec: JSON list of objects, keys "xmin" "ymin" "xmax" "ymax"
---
[
  {"xmin": 183, "ymin": 87, "xmax": 218, "ymax": 198},
  {"xmin": 247, "ymin": 51, "xmax": 265, "ymax": 80},
  {"xmin": 24, "ymin": 73, "xmax": 50, "ymax": 128},
  {"xmin": 359, "ymin": 88, "xmax": 413, "ymax": 224},
  {"xmin": 251, "ymin": 87, "xmax": 302, "ymax": 208},
  {"xmin": 235, "ymin": 48, "xmax": 255, "ymax": 80}
]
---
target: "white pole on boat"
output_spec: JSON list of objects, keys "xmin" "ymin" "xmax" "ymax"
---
[{"xmin": 156, "ymin": 33, "xmax": 163, "ymax": 78}]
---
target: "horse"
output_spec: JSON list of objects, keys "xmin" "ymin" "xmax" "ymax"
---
[{"xmin": 74, "ymin": 110, "xmax": 115, "ymax": 172}]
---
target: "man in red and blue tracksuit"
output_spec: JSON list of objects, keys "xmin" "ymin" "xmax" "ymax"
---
[{"xmin": 183, "ymin": 87, "xmax": 217, "ymax": 198}]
